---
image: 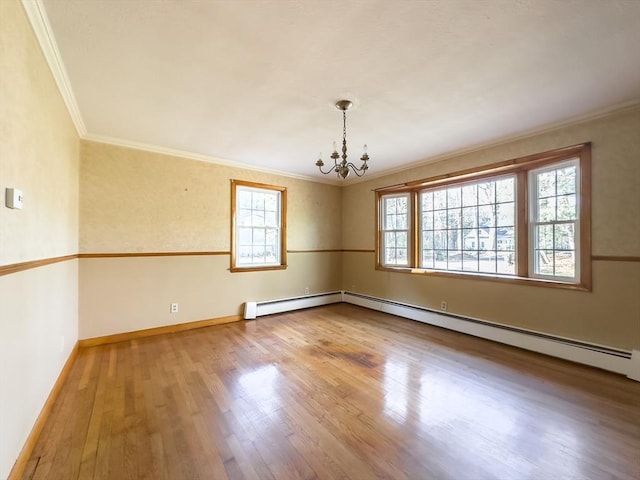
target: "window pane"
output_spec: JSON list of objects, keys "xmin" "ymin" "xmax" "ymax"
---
[
  {"xmin": 447, "ymin": 251, "xmax": 462, "ymax": 271},
  {"xmin": 239, "ymin": 208, "xmax": 252, "ymax": 226},
  {"xmin": 497, "ymin": 252, "xmax": 516, "ymax": 274},
  {"xmin": 265, "ymin": 211, "xmax": 277, "ymax": 227},
  {"xmin": 496, "ymin": 202, "xmax": 515, "ymax": 227},
  {"xmin": 238, "ymin": 246, "xmax": 252, "ymax": 264},
  {"xmin": 252, "ymin": 210, "xmax": 265, "ymax": 227},
  {"xmin": 395, "ymin": 213, "xmax": 408, "ymax": 230},
  {"xmin": 252, "ymin": 246, "xmax": 265, "ymax": 263},
  {"xmin": 385, "ymin": 248, "xmax": 396, "ymax": 264},
  {"xmin": 478, "ymin": 205, "xmax": 495, "ymax": 227},
  {"xmin": 396, "ymin": 197, "xmax": 408, "ymax": 214},
  {"xmin": 253, "ymin": 228, "xmax": 265, "ymax": 245},
  {"xmin": 538, "ymin": 197, "xmax": 556, "ymax": 222},
  {"xmin": 422, "ymin": 211, "xmax": 434, "ymax": 229},
  {"xmin": 463, "ymin": 228, "xmax": 477, "ymax": 250},
  {"xmin": 264, "ymin": 194, "xmax": 278, "ymax": 211},
  {"xmin": 422, "ymin": 230, "xmax": 434, "ymax": 250},
  {"xmin": 385, "ymin": 198, "xmax": 397, "ymax": 215},
  {"xmin": 434, "ymin": 211, "xmax": 447, "ymax": 229},
  {"xmin": 447, "ymin": 229, "xmax": 462, "ymax": 250},
  {"xmin": 239, "ymin": 228, "xmax": 252, "ymax": 246},
  {"xmin": 447, "ymin": 209, "xmax": 461, "ymax": 229},
  {"xmin": 434, "ymin": 231, "xmax": 447, "ymax": 250},
  {"xmin": 462, "ymin": 206, "xmax": 477, "ymax": 228},
  {"xmin": 536, "ymin": 224, "xmax": 553, "ymax": 249},
  {"xmin": 266, "ymin": 229, "xmax": 278, "ymax": 247},
  {"xmin": 422, "ymin": 192, "xmax": 433, "ymax": 211},
  {"xmin": 385, "ymin": 232, "xmax": 396, "ymax": 248},
  {"xmin": 434, "ymin": 190, "xmax": 447, "ymax": 209},
  {"xmin": 537, "ymin": 171, "xmax": 555, "ymax": 198},
  {"xmin": 252, "ymin": 192, "xmax": 265, "ymax": 210},
  {"xmin": 479, "ymin": 252, "xmax": 497, "ymax": 273},
  {"xmin": 497, "ymin": 227, "xmax": 514, "ymax": 250},
  {"xmin": 396, "ymin": 232, "xmax": 407, "ymax": 248},
  {"xmin": 422, "ymin": 249, "xmax": 434, "ymax": 268},
  {"xmin": 535, "ymin": 250, "xmax": 554, "ymax": 275},
  {"xmin": 447, "ymin": 188, "xmax": 461, "ymax": 208},
  {"xmin": 434, "ymin": 250, "xmax": 447, "ymax": 269},
  {"xmin": 557, "ymin": 194, "xmax": 576, "ymax": 221},
  {"xmin": 462, "ymin": 184, "xmax": 478, "ymax": 206},
  {"xmin": 239, "ymin": 191, "xmax": 252, "ymax": 209},
  {"xmin": 496, "ymin": 178, "xmax": 514, "ymax": 203},
  {"xmin": 557, "ymin": 166, "xmax": 576, "ymax": 195},
  {"xmin": 477, "ymin": 182, "xmax": 495, "ymax": 205},
  {"xmin": 554, "ymin": 224, "xmax": 575, "ymax": 250},
  {"xmin": 554, "ymin": 251, "xmax": 575, "ymax": 277},
  {"xmin": 462, "ymin": 251, "xmax": 478, "ymax": 272}
]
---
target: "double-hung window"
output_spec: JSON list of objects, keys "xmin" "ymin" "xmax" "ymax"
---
[
  {"xmin": 381, "ymin": 194, "xmax": 411, "ymax": 266},
  {"xmin": 231, "ymin": 180, "xmax": 287, "ymax": 272},
  {"xmin": 376, "ymin": 144, "xmax": 591, "ymax": 289}
]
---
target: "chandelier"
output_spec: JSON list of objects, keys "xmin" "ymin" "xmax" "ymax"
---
[{"xmin": 315, "ymin": 100, "xmax": 369, "ymax": 179}]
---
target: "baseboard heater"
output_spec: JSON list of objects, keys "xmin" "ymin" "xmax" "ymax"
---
[
  {"xmin": 244, "ymin": 291, "xmax": 342, "ymax": 319},
  {"xmin": 244, "ymin": 290, "xmax": 638, "ymax": 380},
  {"xmin": 342, "ymin": 291, "xmax": 637, "ymax": 379}
]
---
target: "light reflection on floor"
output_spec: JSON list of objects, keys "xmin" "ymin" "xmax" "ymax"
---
[
  {"xmin": 237, "ymin": 364, "xmax": 281, "ymax": 416},
  {"xmin": 382, "ymin": 355, "xmax": 583, "ymax": 478}
]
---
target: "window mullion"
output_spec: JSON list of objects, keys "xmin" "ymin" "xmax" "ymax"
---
[
  {"xmin": 517, "ymin": 170, "xmax": 528, "ymax": 277},
  {"xmin": 411, "ymin": 191, "xmax": 419, "ymax": 268}
]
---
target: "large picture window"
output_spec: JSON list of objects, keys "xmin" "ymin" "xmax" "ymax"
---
[
  {"xmin": 376, "ymin": 144, "xmax": 591, "ymax": 289},
  {"xmin": 231, "ymin": 180, "xmax": 287, "ymax": 272}
]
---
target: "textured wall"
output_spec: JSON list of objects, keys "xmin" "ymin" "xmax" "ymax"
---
[
  {"xmin": 79, "ymin": 140, "xmax": 343, "ymax": 337},
  {"xmin": 0, "ymin": 1, "xmax": 79, "ymax": 478},
  {"xmin": 342, "ymin": 107, "xmax": 640, "ymax": 350},
  {"xmin": 80, "ymin": 140, "xmax": 341, "ymax": 252}
]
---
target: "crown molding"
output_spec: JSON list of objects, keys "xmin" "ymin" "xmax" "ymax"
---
[
  {"xmin": 82, "ymin": 133, "xmax": 342, "ymax": 186},
  {"xmin": 344, "ymin": 99, "xmax": 640, "ymax": 186},
  {"xmin": 21, "ymin": 0, "xmax": 87, "ymax": 136}
]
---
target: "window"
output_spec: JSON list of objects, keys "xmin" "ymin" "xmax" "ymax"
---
[
  {"xmin": 381, "ymin": 194, "xmax": 410, "ymax": 266},
  {"xmin": 231, "ymin": 180, "xmax": 287, "ymax": 272},
  {"xmin": 529, "ymin": 160, "xmax": 579, "ymax": 282},
  {"xmin": 420, "ymin": 176, "xmax": 516, "ymax": 275},
  {"xmin": 376, "ymin": 144, "xmax": 591, "ymax": 289}
]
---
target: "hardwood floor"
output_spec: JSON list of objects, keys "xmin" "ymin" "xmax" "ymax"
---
[{"xmin": 24, "ymin": 304, "xmax": 640, "ymax": 480}]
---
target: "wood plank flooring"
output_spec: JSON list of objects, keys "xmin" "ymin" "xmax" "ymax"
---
[{"xmin": 24, "ymin": 304, "xmax": 640, "ymax": 479}]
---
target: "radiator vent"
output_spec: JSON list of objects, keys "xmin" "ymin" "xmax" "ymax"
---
[{"xmin": 244, "ymin": 291, "xmax": 342, "ymax": 319}]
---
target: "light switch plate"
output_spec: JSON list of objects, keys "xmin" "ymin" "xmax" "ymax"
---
[{"xmin": 5, "ymin": 188, "xmax": 23, "ymax": 209}]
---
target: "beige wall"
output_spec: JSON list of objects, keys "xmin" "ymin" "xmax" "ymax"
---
[
  {"xmin": 79, "ymin": 141, "xmax": 342, "ymax": 338},
  {"xmin": 0, "ymin": 1, "xmax": 79, "ymax": 478},
  {"xmin": 342, "ymin": 107, "xmax": 640, "ymax": 350}
]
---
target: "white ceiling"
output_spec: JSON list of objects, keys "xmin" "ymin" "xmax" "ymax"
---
[{"xmin": 37, "ymin": 0, "xmax": 640, "ymax": 184}]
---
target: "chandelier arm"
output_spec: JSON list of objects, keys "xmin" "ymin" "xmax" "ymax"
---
[
  {"xmin": 317, "ymin": 163, "xmax": 337, "ymax": 175},
  {"xmin": 346, "ymin": 163, "xmax": 368, "ymax": 177}
]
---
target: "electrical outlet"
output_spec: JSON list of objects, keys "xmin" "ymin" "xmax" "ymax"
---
[
  {"xmin": 304, "ymin": 287, "xmax": 309, "ymax": 295},
  {"xmin": 440, "ymin": 300, "xmax": 448, "ymax": 311},
  {"xmin": 170, "ymin": 303, "xmax": 179, "ymax": 313}
]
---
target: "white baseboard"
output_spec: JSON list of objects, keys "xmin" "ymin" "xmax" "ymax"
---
[{"xmin": 342, "ymin": 291, "xmax": 636, "ymax": 380}]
